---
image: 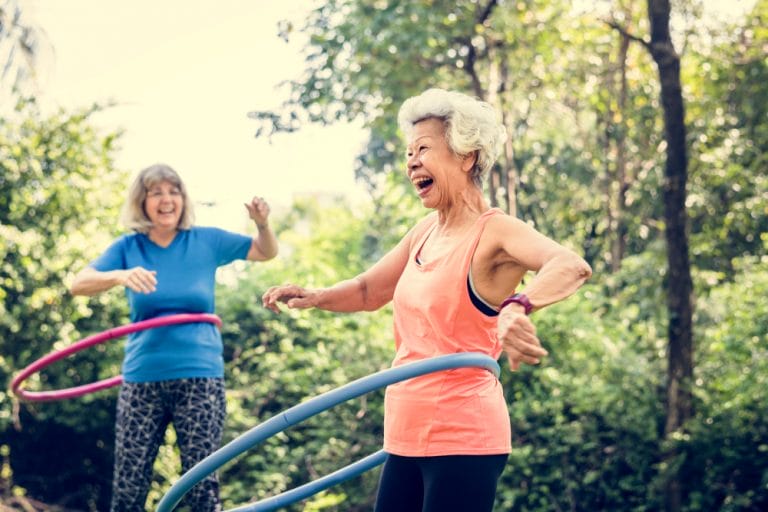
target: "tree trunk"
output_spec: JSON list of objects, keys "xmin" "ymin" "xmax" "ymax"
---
[
  {"xmin": 484, "ymin": 31, "xmax": 516, "ymax": 216},
  {"xmin": 498, "ymin": 59, "xmax": 518, "ymax": 217},
  {"xmin": 614, "ymin": 32, "xmax": 630, "ymax": 271},
  {"xmin": 645, "ymin": 1, "xmax": 695, "ymax": 510},
  {"xmin": 604, "ymin": 20, "xmax": 631, "ymax": 273}
]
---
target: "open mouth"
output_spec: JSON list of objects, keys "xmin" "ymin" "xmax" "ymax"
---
[{"xmin": 414, "ymin": 177, "xmax": 433, "ymax": 190}]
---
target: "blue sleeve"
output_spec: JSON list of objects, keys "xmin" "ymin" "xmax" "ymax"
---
[
  {"xmin": 208, "ymin": 227, "xmax": 252, "ymax": 266},
  {"xmin": 90, "ymin": 236, "xmax": 128, "ymax": 271}
]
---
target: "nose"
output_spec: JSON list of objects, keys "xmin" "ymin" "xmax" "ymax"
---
[{"xmin": 406, "ymin": 152, "xmax": 420, "ymax": 176}]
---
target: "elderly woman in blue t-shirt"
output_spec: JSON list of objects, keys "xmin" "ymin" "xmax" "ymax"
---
[{"xmin": 70, "ymin": 163, "xmax": 278, "ymax": 512}]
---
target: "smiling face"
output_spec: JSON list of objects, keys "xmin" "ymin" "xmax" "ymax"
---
[
  {"xmin": 143, "ymin": 180, "xmax": 184, "ymax": 232},
  {"xmin": 405, "ymin": 117, "xmax": 474, "ymax": 209}
]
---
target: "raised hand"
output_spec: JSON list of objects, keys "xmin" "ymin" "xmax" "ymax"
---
[{"xmin": 244, "ymin": 196, "xmax": 271, "ymax": 227}]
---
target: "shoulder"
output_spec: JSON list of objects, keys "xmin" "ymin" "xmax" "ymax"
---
[
  {"xmin": 110, "ymin": 232, "xmax": 141, "ymax": 249},
  {"xmin": 480, "ymin": 211, "xmax": 545, "ymax": 256},
  {"xmin": 485, "ymin": 210, "xmax": 532, "ymax": 234},
  {"xmin": 185, "ymin": 226, "xmax": 228, "ymax": 239}
]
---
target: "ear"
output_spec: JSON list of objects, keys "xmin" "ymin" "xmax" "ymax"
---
[{"xmin": 461, "ymin": 150, "xmax": 478, "ymax": 173}]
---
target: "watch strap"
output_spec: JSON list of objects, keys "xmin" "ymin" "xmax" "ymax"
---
[{"xmin": 499, "ymin": 293, "xmax": 533, "ymax": 315}]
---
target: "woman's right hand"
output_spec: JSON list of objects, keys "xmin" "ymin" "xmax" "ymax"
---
[
  {"xmin": 497, "ymin": 305, "xmax": 548, "ymax": 371},
  {"xmin": 262, "ymin": 284, "xmax": 318, "ymax": 313},
  {"xmin": 120, "ymin": 267, "xmax": 157, "ymax": 294}
]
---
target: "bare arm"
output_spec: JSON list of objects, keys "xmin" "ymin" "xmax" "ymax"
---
[
  {"xmin": 70, "ymin": 266, "xmax": 157, "ymax": 296},
  {"xmin": 245, "ymin": 223, "xmax": 278, "ymax": 261},
  {"xmin": 244, "ymin": 196, "xmax": 278, "ymax": 261},
  {"xmin": 262, "ymin": 218, "xmax": 432, "ymax": 313},
  {"xmin": 486, "ymin": 215, "xmax": 592, "ymax": 370},
  {"xmin": 489, "ymin": 215, "xmax": 592, "ymax": 310}
]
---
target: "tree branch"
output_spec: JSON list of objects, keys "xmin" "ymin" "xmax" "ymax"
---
[
  {"xmin": 462, "ymin": 0, "xmax": 500, "ymax": 98},
  {"xmin": 604, "ymin": 19, "xmax": 651, "ymax": 51}
]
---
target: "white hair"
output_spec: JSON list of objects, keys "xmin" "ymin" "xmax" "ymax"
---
[{"xmin": 397, "ymin": 88, "xmax": 507, "ymax": 186}]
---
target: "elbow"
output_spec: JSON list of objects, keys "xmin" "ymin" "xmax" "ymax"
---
[
  {"xmin": 264, "ymin": 246, "xmax": 279, "ymax": 260},
  {"xmin": 248, "ymin": 242, "xmax": 278, "ymax": 261},
  {"xmin": 551, "ymin": 250, "xmax": 591, "ymax": 284},
  {"xmin": 356, "ymin": 276, "xmax": 388, "ymax": 311},
  {"xmin": 69, "ymin": 279, "xmax": 92, "ymax": 296},
  {"xmin": 69, "ymin": 277, "xmax": 84, "ymax": 296},
  {"xmin": 572, "ymin": 253, "xmax": 592, "ymax": 283}
]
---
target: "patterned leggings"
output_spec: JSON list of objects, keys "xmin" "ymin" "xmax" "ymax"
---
[{"xmin": 110, "ymin": 378, "xmax": 226, "ymax": 512}]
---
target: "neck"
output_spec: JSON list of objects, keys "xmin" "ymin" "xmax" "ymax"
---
[
  {"xmin": 148, "ymin": 226, "xmax": 178, "ymax": 247},
  {"xmin": 435, "ymin": 187, "xmax": 489, "ymax": 231}
]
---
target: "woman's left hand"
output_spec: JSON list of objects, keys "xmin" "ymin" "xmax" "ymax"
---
[
  {"xmin": 245, "ymin": 196, "xmax": 271, "ymax": 226},
  {"xmin": 497, "ymin": 307, "xmax": 548, "ymax": 371}
]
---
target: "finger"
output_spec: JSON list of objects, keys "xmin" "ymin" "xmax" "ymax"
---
[
  {"xmin": 262, "ymin": 286, "xmax": 296, "ymax": 310},
  {"xmin": 142, "ymin": 272, "xmax": 158, "ymax": 288},
  {"xmin": 261, "ymin": 291, "xmax": 277, "ymax": 308},
  {"xmin": 501, "ymin": 337, "xmax": 547, "ymax": 360},
  {"xmin": 260, "ymin": 293, "xmax": 279, "ymax": 313},
  {"xmin": 505, "ymin": 348, "xmax": 542, "ymax": 368},
  {"xmin": 286, "ymin": 297, "xmax": 313, "ymax": 309},
  {"xmin": 135, "ymin": 272, "xmax": 156, "ymax": 292},
  {"xmin": 135, "ymin": 278, "xmax": 154, "ymax": 294},
  {"xmin": 504, "ymin": 339, "xmax": 548, "ymax": 359},
  {"xmin": 504, "ymin": 316, "xmax": 537, "ymax": 337}
]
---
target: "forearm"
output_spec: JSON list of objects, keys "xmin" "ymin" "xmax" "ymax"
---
[
  {"xmin": 519, "ymin": 252, "xmax": 592, "ymax": 311},
  {"xmin": 254, "ymin": 223, "xmax": 278, "ymax": 259},
  {"xmin": 70, "ymin": 269, "xmax": 125, "ymax": 296},
  {"xmin": 315, "ymin": 276, "xmax": 388, "ymax": 313}
]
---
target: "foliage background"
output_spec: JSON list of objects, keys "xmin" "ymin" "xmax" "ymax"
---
[{"xmin": 1, "ymin": 0, "xmax": 766, "ymax": 511}]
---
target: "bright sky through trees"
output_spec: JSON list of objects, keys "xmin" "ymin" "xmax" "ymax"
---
[
  {"xmin": 20, "ymin": 0, "xmax": 368, "ymax": 230},
  {"xmin": 17, "ymin": 0, "xmax": 756, "ymax": 231}
]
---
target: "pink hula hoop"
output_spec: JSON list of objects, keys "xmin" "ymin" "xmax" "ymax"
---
[{"xmin": 10, "ymin": 313, "xmax": 222, "ymax": 402}]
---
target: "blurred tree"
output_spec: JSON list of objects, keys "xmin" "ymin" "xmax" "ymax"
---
[
  {"xmin": 0, "ymin": 0, "xmax": 51, "ymax": 109},
  {"xmin": 251, "ymin": 0, "xmax": 586, "ymax": 216},
  {"xmin": 685, "ymin": 0, "xmax": 768, "ymax": 275},
  {"xmin": 608, "ymin": 0, "xmax": 694, "ymax": 508},
  {"xmin": 0, "ymin": 99, "xmax": 127, "ymax": 511}
]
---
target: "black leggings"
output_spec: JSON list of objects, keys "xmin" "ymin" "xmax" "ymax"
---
[
  {"xmin": 110, "ymin": 378, "xmax": 226, "ymax": 512},
  {"xmin": 374, "ymin": 453, "xmax": 508, "ymax": 512}
]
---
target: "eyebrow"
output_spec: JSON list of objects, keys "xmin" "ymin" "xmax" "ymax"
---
[{"xmin": 406, "ymin": 135, "xmax": 432, "ymax": 150}]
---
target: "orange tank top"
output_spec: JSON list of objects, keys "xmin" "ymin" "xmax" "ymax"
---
[{"xmin": 383, "ymin": 208, "xmax": 512, "ymax": 456}]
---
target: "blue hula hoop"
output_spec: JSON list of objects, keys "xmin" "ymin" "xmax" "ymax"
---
[{"xmin": 156, "ymin": 352, "xmax": 501, "ymax": 512}]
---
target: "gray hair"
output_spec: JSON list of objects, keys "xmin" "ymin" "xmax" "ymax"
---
[
  {"xmin": 121, "ymin": 163, "xmax": 195, "ymax": 233},
  {"xmin": 397, "ymin": 88, "xmax": 507, "ymax": 186}
]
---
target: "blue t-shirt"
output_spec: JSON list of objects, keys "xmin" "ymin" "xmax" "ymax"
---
[{"xmin": 89, "ymin": 226, "xmax": 252, "ymax": 382}]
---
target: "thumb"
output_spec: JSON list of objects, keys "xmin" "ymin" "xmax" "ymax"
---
[{"xmin": 506, "ymin": 353, "xmax": 520, "ymax": 372}]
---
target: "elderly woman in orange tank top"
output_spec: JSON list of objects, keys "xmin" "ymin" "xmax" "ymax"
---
[{"xmin": 262, "ymin": 88, "xmax": 592, "ymax": 512}]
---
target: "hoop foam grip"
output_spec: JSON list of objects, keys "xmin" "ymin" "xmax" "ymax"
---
[
  {"xmin": 156, "ymin": 352, "xmax": 501, "ymax": 512},
  {"xmin": 10, "ymin": 313, "xmax": 222, "ymax": 402}
]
